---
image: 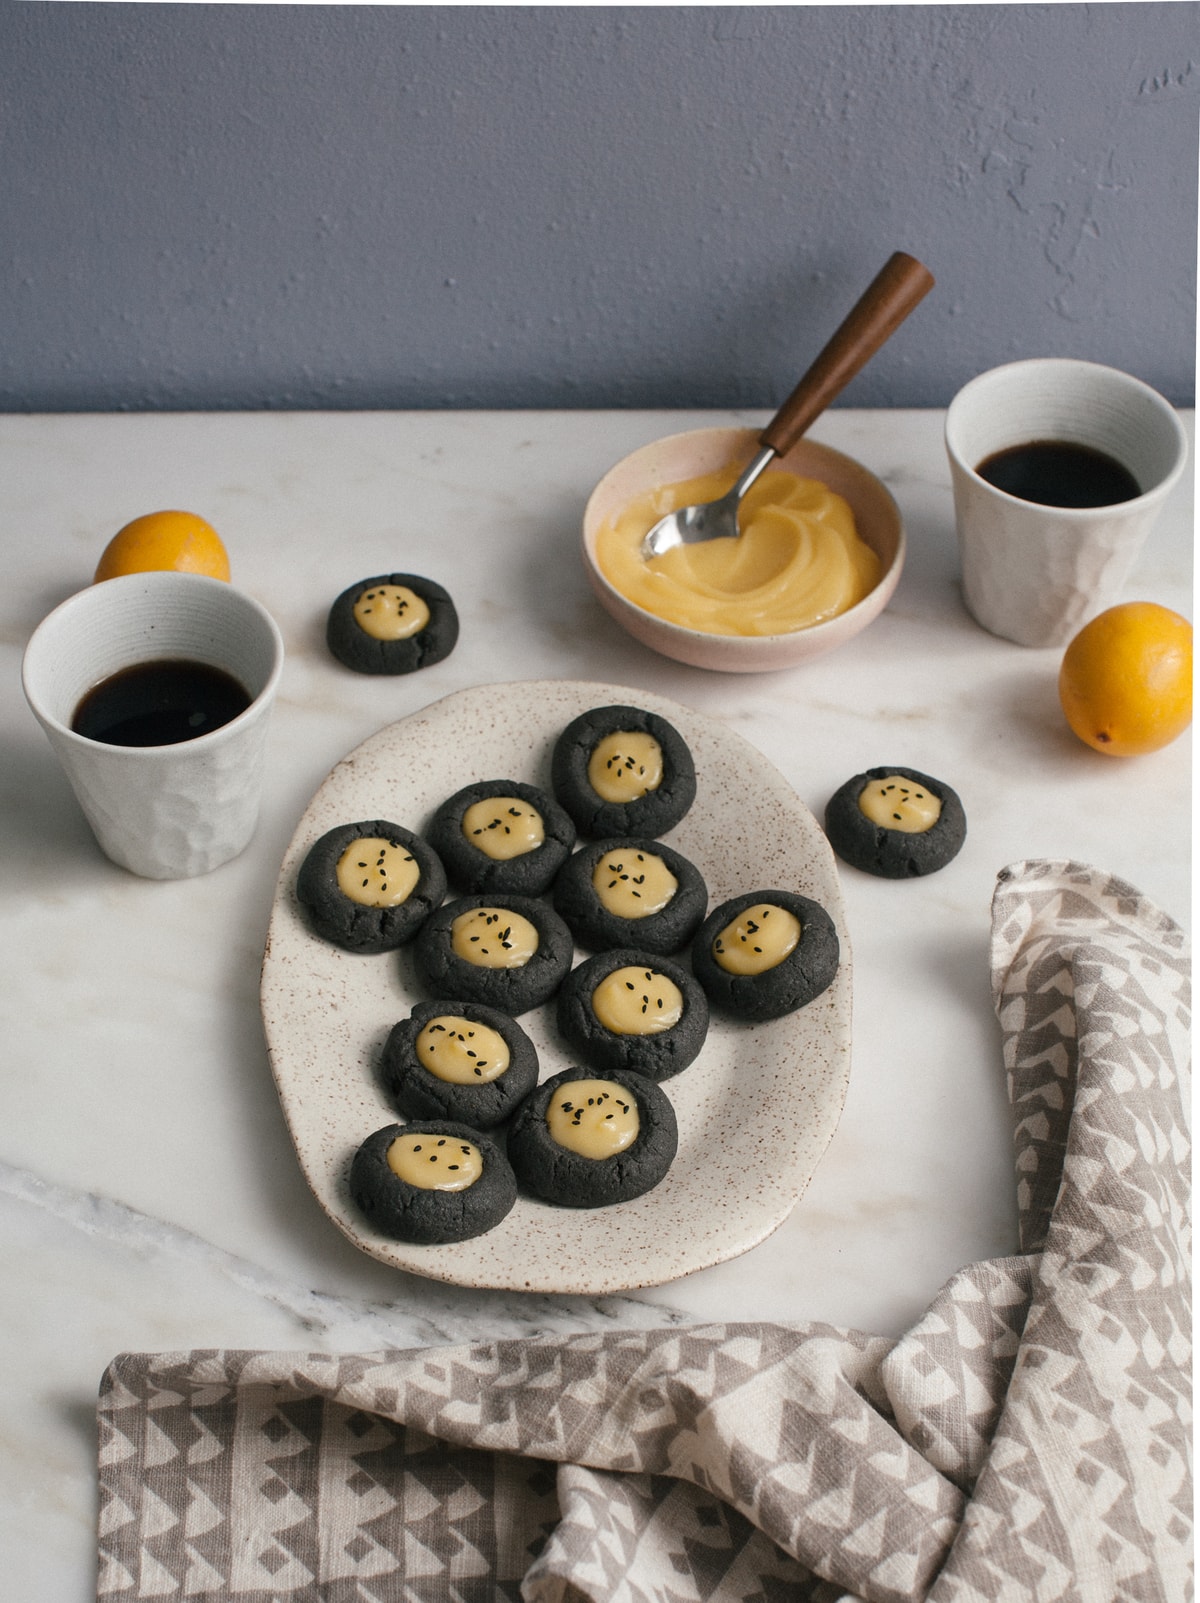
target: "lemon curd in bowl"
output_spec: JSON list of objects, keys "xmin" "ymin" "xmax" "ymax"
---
[
  {"xmin": 582, "ymin": 428, "xmax": 905, "ymax": 673},
  {"xmin": 597, "ymin": 467, "xmax": 880, "ymax": 636}
]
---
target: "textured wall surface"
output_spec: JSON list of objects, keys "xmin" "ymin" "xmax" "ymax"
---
[{"xmin": 2, "ymin": 3, "xmax": 1196, "ymax": 412}]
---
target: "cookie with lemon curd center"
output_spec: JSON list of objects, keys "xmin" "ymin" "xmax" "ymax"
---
[
  {"xmin": 691, "ymin": 888, "xmax": 840, "ymax": 1022},
  {"xmin": 556, "ymin": 947, "xmax": 709, "ymax": 1082},
  {"xmin": 428, "ymin": 778, "xmax": 576, "ymax": 896},
  {"xmin": 349, "ymin": 1120, "xmax": 517, "ymax": 1244},
  {"xmin": 326, "ymin": 572, "xmax": 459, "ymax": 674},
  {"xmin": 412, "ymin": 892, "xmax": 574, "ymax": 1015},
  {"xmin": 296, "ymin": 819, "xmax": 448, "ymax": 953},
  {"xmin": 552, "ymin": 835, "xmax": 708, "ymax": 956},
  {"xmin": 506, "ymin": 1065, "xmax": 678, "ymax": 1209},
  {"xmin": 824, "ymin": 765, "xmax": 966, "ymax": 878},
  {"xmin": 551, "ymin": 704, "xmax": 696, "ymax": 838},
  {"xmin": 381, "ymin": 999, "xmax": 540, "ymax": 1129}
]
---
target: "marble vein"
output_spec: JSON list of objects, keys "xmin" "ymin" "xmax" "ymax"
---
[{"xmin": 0, "ymin": 1157, "xmax": 693, "ymax": 1352}]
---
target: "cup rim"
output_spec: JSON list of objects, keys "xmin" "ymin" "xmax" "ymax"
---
[
  {"xmin": 944, "ymin": 357, "xmax": 1188, "ymax": 517},
  {"xmin": 22, "ymin": 570, "xmax": 285, "ymax": 755}
]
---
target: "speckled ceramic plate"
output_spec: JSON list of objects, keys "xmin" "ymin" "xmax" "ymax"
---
[{"xmin": 261, "ymin": 680, "xmax": 852, "ymax": 1294}]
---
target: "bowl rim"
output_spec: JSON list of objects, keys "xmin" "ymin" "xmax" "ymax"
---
[{"xmin": 581, "ymin": 426, "xmax": 906, "ymax": 648}]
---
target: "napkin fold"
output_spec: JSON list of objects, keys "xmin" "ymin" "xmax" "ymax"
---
[{"xmin": 97, "ymin": 860, "xmax": 1191, "ymax": 1602}]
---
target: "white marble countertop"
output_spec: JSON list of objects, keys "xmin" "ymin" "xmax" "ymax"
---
[{"xmin": 1, "ymin": 407, "xmax": 1191, "ymax": 1598}]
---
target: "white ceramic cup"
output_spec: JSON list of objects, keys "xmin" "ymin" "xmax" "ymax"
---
[
  {"xmin": 22, "ymin": 571, "xmax": 285, "ymax": 879},
  {"xmin": 944, "ymin": 358, "xmax": 1187, "ymax": 647}
]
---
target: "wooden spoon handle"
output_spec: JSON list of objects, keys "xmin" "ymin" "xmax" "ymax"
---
[{"xmin": 759, "ymin": 251, "xmax": 935, "ymax": 458}]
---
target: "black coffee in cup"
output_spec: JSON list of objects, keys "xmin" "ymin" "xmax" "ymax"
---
[
  {"xmin": 72, "ymin": 658, "xmax": 251, "ymax": 747},
  {"xmin": 975, "ymin": 440, "xmax": 1140, "ymax": 509}
]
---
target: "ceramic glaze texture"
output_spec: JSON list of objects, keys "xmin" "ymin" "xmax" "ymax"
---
[
  {"xmin": 55, "ymin": 722, "xmax": 276, "ymax": 879},
  {"xmin": 261, "ymin": 680, "xmax": 853, "ymax": 1294}
]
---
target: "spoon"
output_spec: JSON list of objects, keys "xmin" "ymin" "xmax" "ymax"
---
[{"xmin": 641, "ymin": 251, "xmax": 935, "ymax": 559}]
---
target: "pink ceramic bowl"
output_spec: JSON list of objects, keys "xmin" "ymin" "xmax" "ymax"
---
[{"xmin": 582, "ymin": 427, "xmax": 905, "ymax": 673}]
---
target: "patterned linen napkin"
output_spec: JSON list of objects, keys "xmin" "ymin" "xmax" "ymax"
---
[{"xmin": 97, "ymin": 860, "xmax": 1191, "ymax": 1602}]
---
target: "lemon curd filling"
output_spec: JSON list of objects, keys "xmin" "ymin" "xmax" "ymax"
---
[
  {"xmin": 461, "ymin": 796, "xmax": 545, "ymax": 861},
  {"xmin": 591, "ymin": 966, "xmax": 684, "ymax": 1035},
  {"xmin": 712, "ymin": 903, "xmax": 802, "ymax": 976},
  {"xmin": 386, "ymin": 1132, "xmax": 483, "ymax": 1191},
  {"xmin": 335, "ymin": 837, "xmax": 420, "ymax": 907},
  {"xmin": 353, "ymin": 584, "xmax": 430, "ymax": 641},
  {"xmin": 586, "ymin": 731, "xmax": 663, "ymax": 803},
  {"xmin": 596, "ymin": 467, "xmax": 880, "ymax": 636},
  {"xmin": 415, "ymin": 1016, "xmax": 511, "ymax": 1084},
  {"xmin": 592, "ymin": 848, "xmax": 678, "ymax": 918},
  {"xmin": 451, "ymin": 906, "xmax": 540, "ymax": 969},
  {"xmin": 545, "ymin": 1080, "xmax": 639, "ymax": 1159},
  {"xmin": 858, "ymin": 776, "xmax": 942, "ymax": 833}
]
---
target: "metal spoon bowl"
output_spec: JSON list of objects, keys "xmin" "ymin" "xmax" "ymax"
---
[{"xmin": 641, "ymin": 252, "xmax": 934, "ymax": 560}]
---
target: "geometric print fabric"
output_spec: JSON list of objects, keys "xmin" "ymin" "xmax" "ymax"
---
[
  {"xmin": 97, "ymin": 860, "xmax": 1191, "ymax": 1602},
  {"xmin": 928, "ymin": 860, "xmax": 1192, "ymax": 1603}
]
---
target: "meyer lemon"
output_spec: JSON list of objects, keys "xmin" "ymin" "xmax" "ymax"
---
[
  {"xmin": 94, "ymin": 510, "xmax": 230, "ymax": 583},
  {"xmin": 1058, "ymin": 601, "xmax": 1192, "ymax": 756}
]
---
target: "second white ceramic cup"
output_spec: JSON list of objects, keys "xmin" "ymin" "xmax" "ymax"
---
[
  {"xmin": 944, "ymin": 358, "xmax": 1187, "ymax": 647},
  {"xmin": 22, "ymin": 571, "xmax": 285, "ymax": 879}
]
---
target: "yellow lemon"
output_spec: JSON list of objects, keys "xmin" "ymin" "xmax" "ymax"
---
[
  {"xmin": 94, "ymin": 510, "xmax": 231, "ymax": 583},
  {"xmin": 1058, "ymin": 601, "xmax": 1192, "ymax": 756}
]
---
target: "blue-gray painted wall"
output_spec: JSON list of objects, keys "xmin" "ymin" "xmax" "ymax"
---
[{"xmin": 2, "ymin": 3, "xmax": 1196, "ymax": 412}]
